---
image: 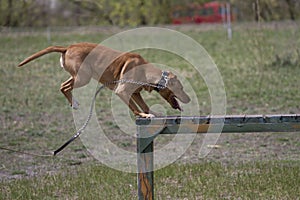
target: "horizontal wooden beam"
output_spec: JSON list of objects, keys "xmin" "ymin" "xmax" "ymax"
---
[
  {"xmin": 136, "ymin": 114, "xmax": 300, "ymax": 200},
  {"xmin": 136, "ymin": 114, "xmax": 300, "ymax": 134}
]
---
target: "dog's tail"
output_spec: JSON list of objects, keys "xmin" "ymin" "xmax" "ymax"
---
[{"xmin": 18, "ymin": 46, "xmax": 67, "ymax": 67}]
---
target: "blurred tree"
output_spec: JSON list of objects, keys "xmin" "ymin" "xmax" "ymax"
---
[
  {"xmin": 4, "ymin": 0, "xmax": 13, "ymax": 26},
  {"xmin": 0, "ymin": 0, "xmax": 299, "ymax": 27},
  {"xmin": 285, "ymin": 0, "xmax": 295, "ymax": 20},
  {"xmin": 70, "ymin": 0, "xmax": 171, "ymax": 26},
  {"xmin": 230, "ymin": 0, "xmax": 299, "ymax": 21}
]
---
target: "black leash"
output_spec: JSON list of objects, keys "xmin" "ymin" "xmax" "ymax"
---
[
  {"xmin": 54, "ymin": 73, "xmax": 169, "ymax": 156},
  {"xmin": 54, "ymin": 84, "xmax": 105, "ymax": 156},
  {"xmin": 1, "ymin": 72, "xmax": 169, "ymax": 157},
  {"xmin": 0, "ymin": 85, "xmax": 105, "ymax": 157},
  {"xmin": 0, "ymin": 146, "xmax": 53, "ymax": 157}
]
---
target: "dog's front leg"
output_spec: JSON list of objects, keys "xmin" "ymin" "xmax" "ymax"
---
[
  {"xmin": 132, "ymin": 93, "xmax": 150, "ymax": 113},
  {"xmin": 116, "ymin": 93, "xmax": 154, "ymax": 118},
  {"xmin": 132, "ymin": 93, "xmax": 160, "ymax": 117},
  {"xmin": 116, "ymin": 93, "xmax": 141, "ymax": 116}
]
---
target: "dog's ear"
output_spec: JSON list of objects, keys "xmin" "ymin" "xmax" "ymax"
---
[
  {"xmin": 167, "ymin": 75, "xmax": 178, "ymax": 87},
  {"xmin": 168, "ymin": 72, "xmax": 176, "ymax": 79},
  {"xmin": 165, "ymin": 72, "xmax": 191, "ymax": 104}
]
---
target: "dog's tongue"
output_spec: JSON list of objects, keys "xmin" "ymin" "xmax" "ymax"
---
[{"xmin": 171, "ymin": 96, "xmax": 183, "ymax": 111}]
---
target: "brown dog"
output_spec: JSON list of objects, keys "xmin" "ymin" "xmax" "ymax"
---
[{"xmin": 18, "ymin": 42, "xmax": 190, "ymax": 118}]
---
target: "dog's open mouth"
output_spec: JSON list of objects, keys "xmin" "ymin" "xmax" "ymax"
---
[{"xmin": 170, "ymin": 95, "xmax": 183, "ymax": 111}]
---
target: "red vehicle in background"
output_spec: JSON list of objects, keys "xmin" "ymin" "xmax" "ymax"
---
[
  {"xmin": 171, "ymin": 1, "xmax": 235, "ymax": 24},
  {"xmin": 171, "ymin": 3, "xmax": 196, "ymax": 24}
]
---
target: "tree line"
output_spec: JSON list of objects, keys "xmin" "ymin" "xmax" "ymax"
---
[{"xmin": 0, "ymin": 0, "xmax": 299, "ymax": 27}]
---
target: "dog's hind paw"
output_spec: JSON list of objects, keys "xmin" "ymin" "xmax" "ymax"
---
[
  {"xmin": 72, "ymin": 99, "xmax": 80, "ymax": 110},
  {"xmin": 139, "ymin": 113, "xmax": 155, "ymax": 118}
]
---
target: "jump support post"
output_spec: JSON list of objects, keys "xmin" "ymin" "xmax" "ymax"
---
[{"xmin": 136, "ymin": 114, "xmax": 300, "ymax": 200}]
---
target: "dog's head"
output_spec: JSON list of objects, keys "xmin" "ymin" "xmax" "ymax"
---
[{"xmin": 158, "ymin": 72, "xmax": 190, "ymax": 111}]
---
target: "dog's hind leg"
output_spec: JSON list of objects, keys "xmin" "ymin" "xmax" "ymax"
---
[
  {"xmin": 60, "ymin": 77, "xmax": 76, "ymax": 108},
  {"xmin": 60, "ymin": 64, "xmax": 92, "ymax": 109},
  {"xmin": 60, "ymin": 76, "xmax": 87, "ymax": 110}
]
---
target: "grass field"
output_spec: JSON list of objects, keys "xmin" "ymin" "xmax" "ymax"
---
[{"xmin": 1, "ymin": 22, "xmax": 300, "ymax": 199}]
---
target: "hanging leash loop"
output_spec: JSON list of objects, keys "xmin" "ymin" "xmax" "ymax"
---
[
  {"xmin": 1, "ymin": 72, "xmax": 169, "ymax": 157},
  {"xmin": 54, "ymin": 72, "xmax": 169, "ymax": 155}
]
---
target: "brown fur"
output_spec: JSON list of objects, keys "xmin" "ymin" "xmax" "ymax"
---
[{"xmin": 18, "ymin": 42, "xmax": 190, "ymax": 118}]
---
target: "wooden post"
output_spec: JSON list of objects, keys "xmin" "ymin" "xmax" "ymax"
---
[
  {"xmin": 135, "ymin": 114, "xmax": 300, "ymax": 199},
  {"xmin": 137, "ymin": 126, "xmax": 154, "ymax": 200}
]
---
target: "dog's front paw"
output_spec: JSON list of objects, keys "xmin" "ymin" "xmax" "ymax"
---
[
  {"xmin": 72, "ymin": 99, "xmax": 80, "ymax": 110},
  {"xmin": 150, "ymin": 110, "xmax": 163, "ymax": 117},
  {"xmin": 139, "ymin": 113, "xmax": 155, "ymax": 118}
]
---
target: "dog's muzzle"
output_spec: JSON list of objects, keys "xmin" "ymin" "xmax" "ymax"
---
[{"xmin": 176, "ymin": 91, "xmax": 191, "ymax": 103}]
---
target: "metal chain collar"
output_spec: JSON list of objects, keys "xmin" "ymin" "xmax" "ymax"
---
[{"xmin": 108, "ymin": 71, "xmax": 169, "ymax": 90}]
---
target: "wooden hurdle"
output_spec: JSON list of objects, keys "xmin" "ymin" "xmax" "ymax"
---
[{"xmin": 136, "ymin": 114, "xmax": 300, "ymax": 200}]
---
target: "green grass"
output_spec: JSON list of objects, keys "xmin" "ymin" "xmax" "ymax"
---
[
  {"xmin": 1, "ymin": 161, "xmax": 299, "ymax": 199},
  {"xmin": 156, "ymin": 161, "xmax": 300, "ymax": 199},
  {"xmin": 1, "ymin": 164, "xmax": 137, "ymax": 200},
  {"xmin": 1, "ymin": 23, "xmax": 300, "ymax": 199}
]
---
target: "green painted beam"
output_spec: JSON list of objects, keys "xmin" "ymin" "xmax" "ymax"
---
[
  {"xmin": 136, "ymin": 114, "xmax": 300, "ymax": 134},
  {"xmin": 136, "ymin": 114, "xmax": 300, "ymax": 200}
]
